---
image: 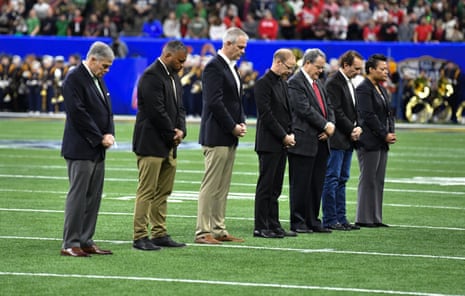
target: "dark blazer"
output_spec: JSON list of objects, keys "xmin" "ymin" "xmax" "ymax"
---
[
  {"xmin": 324, "ymin": 70, "xmax": 360, "ymax": 150},
  {"xmin": 199, "ymin": 54, "xmax": 246, "ymax": 147},
  {"xmin": 287, "ymin": 70, "xmax": 335, "ymax": 157},
  {"xmin": 356, "ymin": 78, "xmax": 395, "ymax": 151},
  {"xmin": 254, "ymin": 70, "xmax": 293, "ymax": 153},
  {"xmin": 61, "ymin": 63, "xmax": 114, "ymax": 161},
  {"xmin": 133, "ymin": 59, "xmax": 186, "ymax": 158}
]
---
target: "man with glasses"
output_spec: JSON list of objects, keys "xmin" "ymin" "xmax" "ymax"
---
[
  {"xmin": 321, "ymin": 50, "xmax": 364, "ymax": 231},
  {"xmin": 253, "ymin": 48, "xmax": 297, "ymax": 239},
  {"xmin": 287, "ymin": 48, "xmax": 335, "ymax": 234},
  {"xmin": 60, "ymin": 41, "xmax": 115, "ymax": 257}
]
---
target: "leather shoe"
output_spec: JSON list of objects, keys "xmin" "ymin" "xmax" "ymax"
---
[
  {"xmin": 215, "ymin": 234, "xmax": 245, "ymax": 242},
  {"xmin": 375, "ymin": 223, "xmax": 390, "ymax": 227},
  {"xmin": 194, "ymin": 234, "xmax": 222, "ymax": 244},
  {"xmin": 82, "ymin": 245, "xmax": 113, "ymax": 255},
  {"xmin": 253, "ymin": 229, "xmax": 282, "ymax": 238},
  {"xmin": 327, "ymin": 223, "xmax": 347, "ymax": 231},
  {"xmin": 60, "ymin": 247, "xmax": 90, "ymax": 257},
  {"xmin": 291, "ymin": 226, "xmax": 312, "ymax": 233},
  {"xmin": 152, "ymin": 235, "xmax": 186, "ymax": 248},
  {"xmin": 133, "ymin": 237, "xmax": 161, "ymax": 251},
  {"xmin": 355, "ymin": 222, "xmax": 377, "ymax": 228},
  {"xmin": 312, "ymin": 226, "xmax": 332, "ymax": 233},
  {"xmin": 274, "ymin": 228, "xmax": 297, "ymax": 237},
  {"xmin": 342, "ymin": 223, "xmax": 360, "ymax": 230}
]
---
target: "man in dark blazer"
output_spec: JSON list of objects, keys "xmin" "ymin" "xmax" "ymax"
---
[
  {"xmin": 321, "ymin": 50, "xmax": 364, "ymax": 231},
  {"xmin": 61, "ymin": 41, "xmax": 115, "ymax": 257},
  {"xmin": 287, "ymin": 48, "xmax": 335, "ymax": 233},
  {"xmin": 195, "ymin": 27, "xmax": 248, "ymax": 244},
  {"xmin": 253, "ymin": 48, "xmax": 297, "ymax": 239},
  {"xmin": 355, "ymin": 54, "xmax": 396, "ymax": 227},
  {"xmin": 132, "ymin": 40, "xmax": 188, "ymax": 251}
]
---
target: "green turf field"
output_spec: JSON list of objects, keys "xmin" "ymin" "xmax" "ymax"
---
[{"xmin": 1, "ymin": 116, "xmax": 464, "ymax": 295}]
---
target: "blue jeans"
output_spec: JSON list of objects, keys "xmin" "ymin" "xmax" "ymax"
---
[{"xmin": 322, "ymin": 149, "xmax": 353, "ymax": 227}]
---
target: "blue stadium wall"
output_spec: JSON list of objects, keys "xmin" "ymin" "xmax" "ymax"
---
[{"xmin": 1, "ymin": 36, "xmax": 464, "ymax": 115}]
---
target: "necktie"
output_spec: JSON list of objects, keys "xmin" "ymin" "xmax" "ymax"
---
[
  {"xmin": 169, "ymin": 75, "xmax": 178, "ymax": 103},
  {"xmin": 312, "ymin": 81, "xmax": 326, "ymax": 117}
]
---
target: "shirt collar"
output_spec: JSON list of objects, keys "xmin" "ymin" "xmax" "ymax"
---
[
  {"xmin": 158, "ymin": 58, "xmax": 171, "ymax": 76},
  {"xmin": 301, "ymin": 68, "xmax": 315, "ymax": 85},
  {"xmin": 218, "ymin": 50, "xmax": 236, "ymax": 68}
]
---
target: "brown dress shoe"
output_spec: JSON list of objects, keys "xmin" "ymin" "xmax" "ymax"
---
[
  {"xmin": 82, "ymin": 245, "xmax": 113, "ymax": 255},
  {"xmin": 215, "ymin": 234, "xmax": 245, "ymax": 242},
  {"xmin": 61, "ymin": 247, "xmax": 91, "ymax": 257},
  {"xmin": 194, "ymin": 234, "xmax": 222, "ymax": 244}
]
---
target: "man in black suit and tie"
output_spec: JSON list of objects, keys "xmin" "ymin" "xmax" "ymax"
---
[
  {"xmin": 253, "ymin": 48, "xmax": 297, "ymax": 239},
  {"xmin": 287, "ymin": 48, "xmax": 335, "ymax": 234},
  {"xmin": 321, "ymin": 50, "xmax": 364, "ymax": 231},
  {"xmin": 60, "ymin": 41, "xmax": 115, "ymax": 257},
  {"xmin": 132, "ymin": 40, "xmax": 188, "ymax": 251},
  {"xmin": 195, "ymin": 27, "xmax": 248, "ymax": 244}
]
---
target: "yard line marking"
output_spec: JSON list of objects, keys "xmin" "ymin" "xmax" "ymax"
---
[
  {"xmin": 2, "ymin": 208, "xmax": 465, "ymax": 230},
  {"xmin": 0, "ymin": 272, "xmax": 459, "ymax": 296},
  {"xmin": 1, "ymin": 236, "xmax": 465, "ymax": 261}
]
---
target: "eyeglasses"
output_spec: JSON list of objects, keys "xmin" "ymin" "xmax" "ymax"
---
[{"xmin": 282, "ymin": 61, "xmax": 296, "ymax": 71}]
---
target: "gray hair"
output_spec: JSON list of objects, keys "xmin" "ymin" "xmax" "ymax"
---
[
  {"xmin": 86, "ymin": 41, "xmax": 115, "ymax": 61},
  {"xmin": 302, "ymin": 48, "xmax": 326, "ymax": 64},
  {"xmin": 162, "ymin": 40, "xmax": 188, "ymax": 54},
  {"xmin": 223, "ymin": 27, "xmax": 249, "ymax": 44}
]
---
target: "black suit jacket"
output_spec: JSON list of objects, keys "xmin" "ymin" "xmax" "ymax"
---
[
  {"xmin": 199, "ymin": 54, "xmax": 245, "ymax": 147},
  {"xmin": 132, "ymin": 59, "xmax": 186, "ymax": 158},
  {"xmin": 254, "ymin": 70, "xmax": 293, "ymax": 153},
  {"xmin": 356, "ymin": 78, "xmax": 395, "ymax": 151},
  {"xmin": 324, "ymin": 70, "xmax": 360, "ymax": 150},
  {"xmin": 61, "ymin": 63, "xmax": 114, "ymax": 161},
  {"xmin": 287, "ymin": 70, "xmax": 335, "ymax": 157}
]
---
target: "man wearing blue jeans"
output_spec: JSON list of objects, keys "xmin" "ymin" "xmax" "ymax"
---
[{"xmin": 322, "ymin": 50, "xmax": 364, "ymax": 231}]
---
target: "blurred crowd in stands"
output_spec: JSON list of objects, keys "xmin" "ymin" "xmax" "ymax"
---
[{"xmin": 0, "ymin": 0, "xmax": 464, "ymax": 42}]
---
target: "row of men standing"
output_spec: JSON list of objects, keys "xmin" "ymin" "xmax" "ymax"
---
[{"xmin": 59, "ymin": 27, "xmax": 397, "ymax": 257}]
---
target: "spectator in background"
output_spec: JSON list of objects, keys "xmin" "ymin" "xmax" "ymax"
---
[
  {"xmin": 346, "ymin": 15, "xmax": 363, "ymax": 40},
  {"xmin": 398, "ymin": 14, "xmax": 415, "ymax": 42},
  {"xmin": 328, "ymin": 10, "xmax": 348, "ymax": 40},
  {"xmin": 208, "ymin": 13, "xmax": 227, "ymax": 40},
  {"xmin": 132, "ymin": 0, "xmax": 154, "ymax": 33},
  {"xmin": 242, "ymin": 12, "xmax": 258, "ymax": 39},
  {"xmin": 39, "ymin": 6, "xmax": 56, "ymax": 36},
  {"xmin": 163, "ymin": 10, "xmax": 181, "ymax": 38},
  {"xmin": 179, "ymin": 13, "xmax": 190, "ymax": 38},
  {"xmin": 187, "ymin": 12, "xmax": 208, "ymax": 39},
  {"xmin": 413, "ymin": 16, "xmax": 433, "ymax": 42},
  {"xmin": 296, "ymin": 1, "xmax": 317, "ymax": 39},
  {"xmin": 141, "ymin": 13, "xmax": 163, "ymax": 38},
  {"xmin": 32, "ymin": 0, "xmax": 51, "ymax": 20},
  {"xmin": 378, "ymin": 14, "xmax": 398, "ymax": 41},
  {"xmin": 67, "ymin": 8, "xmax": 85, "ymax": 36},
  {"xmin": 362, "ymin": 19, "xmax": 379, "ymax": 41},
  {"xmin": 432, "ymin": 18, "xmax": 446, "ymax": 42},
  {"xmin": 100, "ymin": 15, "xmax": 118, "ymax": 38},
  {"xmin": 176, "ymin": 0, "xmax": 194, "ymax": 19},
  {"xmin": 26, "ymin": 9, "xmax": 40, "ymax": 36},
  {"xmin": 84, "ymin": 13, "xmax": 101, "ymax": 37},
  {"xmin": 238, "ymin": 0, "xmax": 259, "ymax": 22},
  {"xmin": 258, "ymin": 9, "xmax": 278, "ymax": 40},
  {"xmin": 279, "ymin": 3, "xmax": 297, "ymax": 40},
  {"xmin": 356, "ymin": 1, "xmax": 373, "ymax": 28},
  {"xmin": 110, "ymin": 34, "xmax": 128, "ymax": 58},
  {"xmin": 313, "ymin": 14, "xmax": 330, "ymax": 40},
  {"xmin": 55, "ymin": 13, "xmax": 69, "ymax": 36},
  {"xmin": 223, "ymin": 4, "xmax": 242, "ymax": 28}
]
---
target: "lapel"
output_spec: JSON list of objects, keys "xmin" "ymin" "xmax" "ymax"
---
[
  {"xmin": 218, "ymin": 55, "xmax": 241, "ymax": 99},
  {"xmin": 338, "ymin": 72, "xmax": 356, "ymax": 111}
]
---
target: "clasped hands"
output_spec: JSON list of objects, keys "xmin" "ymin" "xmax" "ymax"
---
[
  {"xmin": 318, "ymin": 122, "xmax": 335, "ymax": 141},
  {"xmin": 283, "ymin": 133, "xmax": 296, "ymax": 149},
  {"xmin": 233, "ymin": 123, "xmax": 247, "ymax": 138},
  {"xmin": 102, "ymin": 134, "xmax": 115, "ymax": 149}
]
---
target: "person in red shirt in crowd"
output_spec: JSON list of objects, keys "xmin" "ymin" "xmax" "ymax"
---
[
  {"xmin": 362, "ymin": 19, "xmax": 380, "ymax": 41},
  {"xmin": 296, "ymin": 1, "xmax": 320, "ymax": 39},
  {"xmin": 223, "ymin": 5, "xmax": 242, "ymax": 28},
  {"xmin": 413, "ymin": 16, "xmax": 433, "ymax": 42},
  {"xmin": 258, "ymin": 9, "xmax": 279, "ymax": 40}
]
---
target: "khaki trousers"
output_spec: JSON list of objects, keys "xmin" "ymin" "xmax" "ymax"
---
[
  {"xmin": 195, "ymin": 146, "xmax": 236, "ymax": 238},
  {"xmin": 133, "ymin": 151, "xmax": 176, "ymax": 240}
]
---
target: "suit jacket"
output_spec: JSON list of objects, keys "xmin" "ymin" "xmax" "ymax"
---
[
  {"xmin": 254, "ymin": 70, "xmax": 293, "ymax": 153},
  {"xmin": 61, "ymin": 63, "xmax": 114, "ymax": 161},
  {"xmin": 356, "ymin": 78, "xmax": 395, "ymax": 151},
  {"xmin": 287, "ymin": 70, "xmax": 335, "ymax": 157},
  {"xmin": 132, "ymin": 59, "xmax": 186, "ymax": 158},
  {"xmin": 199, "ymin": 54, "xmax": 246, "ymax": 147},
  {"xmin": 324, "ymin": 70, "xmax": 360, "ymax": 150}
]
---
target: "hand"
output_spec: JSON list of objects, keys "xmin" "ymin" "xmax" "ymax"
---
[
  {"xmin": 385, "ymin": 132, "xmax": 397, "ymax": 144},
  {"xmin": 283, "ymin": 133, "xmax": 296, "ymax": 148},
  {"xmin": 351, "ymin": 126, "xmax": 363, "ymax": 141},
  {"xmin": 102, "ymin": 134, "xmax": 115, "ymax": 148},
  {"xmin": 233, "ymin": 123, "xmax": 247, "ymax": 137},
  {"xmin": 318, "ymin": 132, "xmax": 329, "ymax": 141},
  {"xmin": 173, "ymin": 128, "xmax": 184, "ymax": 146},
  {"xmin": 324, "ymin": 122, "xmax": 335, "ymax": 137}
]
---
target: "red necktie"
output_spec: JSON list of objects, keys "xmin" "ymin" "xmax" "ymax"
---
[{"xmin": 312, "ymin": 81, "xmax": 326, "ymax": 117}]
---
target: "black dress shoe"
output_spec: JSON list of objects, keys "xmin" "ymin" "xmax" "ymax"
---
[
  {"xmin": 133, "ymin": 237, "xmax": 161, "ymax": 251},
  {"xmin": 327, "ymin": 223, "xmax": 347, "ymax": 231},
  {"xmin": 355, "ymin": 222, "xmax": 376, "ymax": 228},
  {"xmin": 375, "ymin": 223, "xmax": 390, "ymax": 227},
  {"xmin": 312, "ymin": 226, "xmax": 332, "ymax": 233},
  {"xmin": 152, "ymin": 235, "xmax": 186, "ymax": 247},
  {"xmin": 253, "ymin": 229, "xmax": 282, "ymax": 238},
  {"xmin": 274, "ymin": 228, "xmax": 297, "ymax": 237},
  {"xmin": 291, "ymin": 227, "xmax": 313, "ymax": 233},
  {"xmin": 342, "ymin": 223, "xmax": 360, "ymax": 230}
]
